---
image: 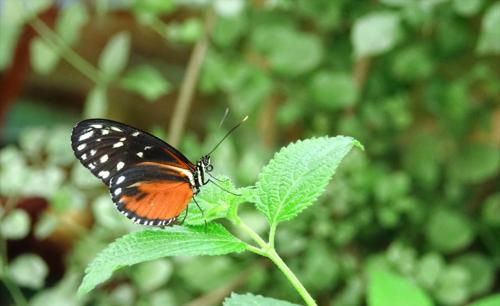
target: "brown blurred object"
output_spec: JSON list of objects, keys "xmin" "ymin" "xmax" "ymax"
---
[
  {"xmin": 0, "ymin": 7, "xmax": 58, "ymax": 131},
  {"xmin": 0, "ymin": 4, "xmax": 213, "ymax": 136}
]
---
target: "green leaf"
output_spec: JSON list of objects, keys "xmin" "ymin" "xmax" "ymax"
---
[
  {"xmin": 309, "ymin": 71, "xmax": 358, "ymax": 110},
  {"xmin": 415, "ymin": 253, "xmax": 445, "ymax": 290},
  {"xmin": 254, "ymin": 136, "xmax": 359, "ymax": 226},
  {"xmin": 352, "ymin": 12, "xmax": 401, "ymax": 58},
  {"xmin": 132, "ymin": 0, "xmax": 175, "ymax": 16},
  {"xmin": 452, "ymin": 0, "xmax": 483, "ymax": 17},
  {"xmin": 55, "ymin": 2, "xmax": 88, "ymax": 45},
  {"xmin": 78, "ymin": 223, "xmax": 246, "ymax": 295},
  {"xmin": 9, "ymin": 254, "xmax": 48, "ymax": 289},
  {"xmin": 131, "ymin": 259, "xmax": 173, "ymax": 292},
  {"xmin": 450, "ymin": 143, "xmax": 500, "ymax": 183},
  {"xmin": 435, "ymin": 264, "xmax": 470, "ymax": 305},
  {"xmin": 167, "ymin": 18, "xmax": 203, "ymax": 44},
  {"xmin": 0, "ymin": 24, "xmax": 21, "ymax": 71},
  {"xmin": 454, "ymin": 253, "xmax": 494, "ymax": 296},
  {"xmin": 425, "ymin": 209, "xmax": 474, "ymax": 253},
  {"xmin": 0, "ymin": 209, "xmax": 30, "ymax": 240},
  {"xmin": 184, "ymin": 177, "xmax": 242, "ymax": 226},
  {"xmin": 98, "ymin": 32, "xmax": 130, "ymax": 79},
  {"xmin": 368, "ymin": 270, "xmax": 433, "ymax": 306},
  {"xmin": 223, "ymin": 292, "xmax": 300, "ymax": 306},
  {"xmin": 391, "ymin": 45, "xmax": 434, "ymax": 81},
  {"xmin": 214, "ymin": 0, "xmax": 245, "ymax": 17},
  {"xmin": 30, "ymin": 38, "xmax": 60, "ymax": 75},
  {"xmin": 477, "ymin": 2, "xmax": 500, "ymax": 55},
  {"xmin": 84, "ymin": 86, "xmax": 107, "ymax": 118},
  {"xmin": 481, "ymin": 192, "xmax": 500, "ymax": 226},
  {"xmin": 468, "ymin": 294, "xmax": 500, "ymax": 306},
  {"xmin": 120, "ymin": 65, "xmax": 172, "ymax": 101},
  {"xmin": 0, "ymin": 147, "xmax": 29, "ymax": 195},
  {"xmin": 251, "ymin": 25, "xmax": 322, "ymax": 76}
]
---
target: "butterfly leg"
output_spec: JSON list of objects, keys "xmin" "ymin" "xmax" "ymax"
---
[
  {"xmin": 178, "ymin": 208, "xmax": 189, "ymax": 224},
  {"xmin": 192, "ymin": 196, "xmax": 207, "ymax": 228}
]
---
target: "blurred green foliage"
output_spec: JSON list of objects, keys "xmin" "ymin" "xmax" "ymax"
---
[{"xmin": 0, "ymin": 0, "xmax": 499, "ymax": 305}]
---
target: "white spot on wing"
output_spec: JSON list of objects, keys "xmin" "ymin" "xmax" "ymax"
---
[
  {"xmin": 90, "ymin": 149, "xmax": 97, "ymax": 156},
  {"xmin": 114, "ymin": 188, "xmax": 122, "ymax": 196},
  {"xmin": 120, "ymin": 137, "xmax": 126, "ymax": 141},
  {"xmin": 79, "ymin": 130, "xmax": 94, "ymax": 141},
  {"xmin": 136, "ymin": 152, "xmax": 143, "ymax": 158},
  {"xmin": 132, "ymin": 131, "xmax": 140, "ymax": 136},
  {"xmin": 113, "ymin": 142, "xmax": 124, "ymax": 148},
  {"xmin": 88, "ymin": 163, "xmax": 95, "ymax": 169},
  {"xmin": 117, "ymin": 161, "xmax": 125, "ymax": 171},
  {"xmin": 101, "ymin": 130, "xmax": 110, "ymax": 135},
  {"xmin": 98, "ymin": 171, "xmax": 110, "ymax": 179},
  {"xmin": 111, "ymin": 127, "xmax": 122, "ymax": 132},
  {"xmin": 81, "ymin": 153, "xmax": 87, "ymax": 160},
  {"xmin": 91, "ymin": 124, "xmax": 103, "ymax": 128},
  {"xmin": 77, "ymin": 144, "xmax": 86, "ymax": 151},
  {"xmin": 144, "ymin": 146, "xmax": 152, "ymax": 150},
  {"xmin": 116, "ymin": 176, "xmax": 125, "ymax": 185},
  {"xmin": 100, "ymin": 154, "xmax": 109, "ymax": 163}
]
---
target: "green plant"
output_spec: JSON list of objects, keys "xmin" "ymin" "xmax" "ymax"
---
[{"xmin": 77, "ymin": 136, "xmax": 362, "ymax": 305}]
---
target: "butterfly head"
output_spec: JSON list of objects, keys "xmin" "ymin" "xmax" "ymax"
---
[{"xmin": 201, "ymin": 155, "xmax": 213, "ymax": 172}]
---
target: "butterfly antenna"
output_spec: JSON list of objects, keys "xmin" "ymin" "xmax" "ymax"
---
[
  {"xmin": 206, "ymin": 116, "xmax": 248, "ymax": 156},
  {"xmin": 218, "ymin": 108, "xmax": 230, "ymax": 128}
]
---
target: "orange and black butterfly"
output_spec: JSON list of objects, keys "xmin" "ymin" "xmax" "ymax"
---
[{"xmin": 71, "ymin": 118, "xmax": 244, "ymax": 226}]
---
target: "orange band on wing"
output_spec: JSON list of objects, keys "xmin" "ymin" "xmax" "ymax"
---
[{"xmin": 120, "ymin": 181, "xmax": 193, "ymax": 220}]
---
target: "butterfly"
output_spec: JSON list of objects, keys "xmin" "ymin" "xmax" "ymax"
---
[{"xmin": 70, "ymin": 118, "xmax": 245, "ymax": 226}]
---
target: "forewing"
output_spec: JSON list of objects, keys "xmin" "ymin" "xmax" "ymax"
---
[{"xmin": 71, "ymin": 119, "xmax": 195, "ymax": 186}]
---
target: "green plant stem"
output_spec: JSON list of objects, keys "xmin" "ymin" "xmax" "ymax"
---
[
  {"xmin": 30, "ymin": 18, "xmax": 103, "ymax": 84},
  {"xmin": 267, "ymin": 249, "xmax": 317, "ymax": 306},
  {"xmin": 235, "ymin": 220, "xmax": 317, "ymax": 306},
  {"xmin": 1, "ymin": 275, "xmax": 29, "ymax": 306},
  {"xmin": 0, "ymin": 233, "xmax": 28, "ymax": 306},
  {"xmin": 269, "ymin": 223, "xmax": 277, "ymax": 248},
  {"xmin": 237, "ymin": 220, "xmax": 267, "ymax": 248}
]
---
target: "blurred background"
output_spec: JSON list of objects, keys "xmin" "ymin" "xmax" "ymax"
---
[{"xmin": 0, "ymin": 0, "xmax": 499, "ymax": 305}]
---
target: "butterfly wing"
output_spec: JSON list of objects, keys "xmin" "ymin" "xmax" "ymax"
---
[{"xmin": 71, "ymin": 119, "xmax": 196, "ymax": 226}]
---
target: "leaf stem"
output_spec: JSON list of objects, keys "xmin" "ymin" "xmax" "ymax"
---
[
  {"xmin": 168, "ymin": 9, "xmax": 216, "ymax": 146},
  {"xmin": 0, "ymin": 228, "xmax": 28, "ymax": 306},
  {"xmin": 269, "ymin": 223, "xmax": 277, "ymax": 248},
  {"xmin": 266, "ymin": 249, "xmax": 317, "ymax": 306},
  {"xmin": 234, "ymin": 219, "xmax": 317, "ymax": 306},
  {"xmin": 29, "ymin": 17, "xmax": 103, "ymax": 85},
  {"xmin": 236, "ymin": 220, "xmax": 267, "ymax": 249}
]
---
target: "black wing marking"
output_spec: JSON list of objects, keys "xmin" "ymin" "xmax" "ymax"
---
[{"xmin": 70, "ymin": 118, "xmax": 195, "ymax": 186}]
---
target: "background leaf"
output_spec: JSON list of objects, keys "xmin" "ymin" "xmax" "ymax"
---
[
  {"xmin": 98, "ymin": 32, "xmax": 130, "ymax": 79},
  {"xmin": 254, "ymin": 136, "xmax": 359, "ymax": 226},
  {"xmin": 477, "ymin": 2, "xmax": 500, "ymax": 55},
  {"xmin": 0, "ymin": 209, "xmax": 30, "ymax": 240},
  {"xmin": 223, "ymin": 292, "xmax": 301, "ymax": 306},
  {"xmin": 468, "ymin": 294, "xmax": 500, "ymax": 306},
  {"xmin": 83, "ymin": 86, "xmax": 107, "ymax": 118},
  {"xmin": 78, "ymin": 223, "xmax": 246, "ymax": 295},
  {"xmin": 30, "ymin": 38, "xmax": 59, "ymax": 75},
  {"xmin": 352, "ymin": 11, "xmax": 401, "ymax": 58},
  {"xmin": 9, "ymin": 253, "xmax": 48, "ymax": 289},
  {"xmin": 368, "ymin": 270, "xmax": 434, "ymax": 306},
  {"xmin": 120, "ymin": 65, "xmax": 172, "ymax": 101}
]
